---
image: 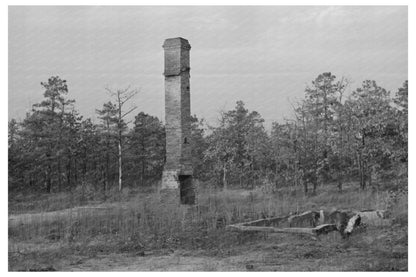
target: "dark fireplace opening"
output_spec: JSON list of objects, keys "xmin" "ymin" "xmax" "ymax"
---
[{"xmin": 179, "ymin": 175, "xmax": 195, "ymax": 205}]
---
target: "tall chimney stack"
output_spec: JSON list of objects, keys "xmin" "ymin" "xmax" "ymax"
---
[{"xmin": 161, "ymin": 38, "xmax": 195, "ymax": 205}]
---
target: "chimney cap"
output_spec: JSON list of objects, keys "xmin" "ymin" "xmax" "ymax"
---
[{"xmin": 163, "ymin": 37, "xmax": 191, "ymax": 50}]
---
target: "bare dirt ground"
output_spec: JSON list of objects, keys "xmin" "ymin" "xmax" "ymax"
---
[
  {"xmin": 9, "ymin": 212, "xmax": 407, "ymax": 271},
  {"xmin": 10, "ymin": 232, "xmax": 408, "ymax": 271},
  {"xmin": 55, "ymin": 239, "xmax": 406, "ymax": 271}
]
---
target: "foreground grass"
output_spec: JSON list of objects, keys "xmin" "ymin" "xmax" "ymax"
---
[{"xmin": 8, "ymin": 182, "xmax": 407, "ymax": 271}]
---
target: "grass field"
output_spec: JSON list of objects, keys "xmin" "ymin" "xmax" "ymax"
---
[{"xmin": 8, "ymin": 181, "xmax": 408, "ymax": 271}]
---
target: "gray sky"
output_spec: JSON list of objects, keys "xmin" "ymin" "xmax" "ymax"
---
[{"xmin": 9, "ymin": 6, "xmax": 407, "ymax": 129}]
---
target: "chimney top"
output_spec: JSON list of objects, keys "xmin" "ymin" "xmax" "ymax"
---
[{"xmin": 163, "ymin": 37, "xmax": 191, "ymax": 50}]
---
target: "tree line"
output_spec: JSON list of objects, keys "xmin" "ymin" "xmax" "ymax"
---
[{"xmin": 8, "ymin": 73, "xmax": 407, "ymax": 194}]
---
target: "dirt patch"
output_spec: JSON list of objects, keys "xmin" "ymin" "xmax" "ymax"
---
[{"xmin": 9, "ymin": 225, "xmax": 408, "ymax": 271}]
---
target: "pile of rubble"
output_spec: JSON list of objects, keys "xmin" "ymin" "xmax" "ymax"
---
[{"xmin": 226, "ymin": 209, "xmax": 389, "ymax": 239}]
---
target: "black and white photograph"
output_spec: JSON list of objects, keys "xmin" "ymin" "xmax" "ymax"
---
[{"xmin": 6, "ymin": 3, "xmax": 410, "ymax": 272}]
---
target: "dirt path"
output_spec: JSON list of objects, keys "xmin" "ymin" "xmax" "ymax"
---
[{"xmin": 8, "ymin": 202, "xmax": 128, "ymax": 228}]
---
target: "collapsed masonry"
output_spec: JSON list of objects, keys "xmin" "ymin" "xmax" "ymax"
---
[
  {"xmin": 226, "ymin": 209, "xmax": 389, "ymax": 239},
  {"xmin": 160, "ymin": 38, "xmax": 195, "ymax": 205}
]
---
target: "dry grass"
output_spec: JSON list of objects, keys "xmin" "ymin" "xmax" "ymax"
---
[
  {"xmin": 8, "ymin": 181, "xmax": 408, "ymax": 271},
  {"xmin": 8, "ymin": 184, "xmax": 145, "ymax": 215}
]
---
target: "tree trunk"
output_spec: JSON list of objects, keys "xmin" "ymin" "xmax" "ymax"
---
[
  {"xmin": 303, "ymin": 179, "xmax": 308, "ymax": 195},
  {"xmin": 360, "ymin": 133, "xmax": 367, "ymax": 190},
  {"xmin": 118, "ymin": 139, "xmax": 122, "ymax": 191},
  {"xmin": 46, "ymin": 166, "xmax": 52, "ymax": 193},
  {"xmin": 102, "ymin": 167, "xmax": 107, "ymax": 195},
  {"xmin": 362, "ymin": 160, "xmax": 367, "ymax": 190},
  {"xmin": 83, "ymin": 148, "xmax": 87, "ymax": 178},
  {"xmin": 368, "ymin": 164, "xmax": 373, "ymax": 189},
  {"xmin": 312, "ymin": 179, "xmax": 317, "ymax": 195},
  {"xmin": 223, "ymin": 163, "xmax": 227, "ymax": 191},
  {"xmin": 294, "ymin": 161, "xmax": 298, "ymax": 190},
  {"xmin": 360, "ymin": 167, "xmax": 366, "ymax": 190},
  {"xmin": 357, "ymin": 152, "xmax": 365, "ymax": 190},
  {"xmin": 105, "ymin": 147, "xmax": 110, "ymax": 191},
  {"xmin": 359, "ymin": 160, "xmax": 363, "ymax": 189},
  {"xmin": 337, "ymin": 178, "xmax": 343, "ymax": 193},
  {"xmin": 141, "ymin": 160, "xmax": 145, "ymax": 187},
  {"xmin": 239, "ymin": 168, "xmax": 243, "ymax": 188},
  {"xmin": 141, "ymin": 142, "xmax": 145, "ymax": 187},
  {"xmin": 74, "ymin": 158, "xmax": 78, "ymax": 184},
  {"xmin": 58, "ymin": 159, "xmax": 62, "ymax": 192},
  {"xmin": 338, "ymin": 121, "xmax": 344, "ymax": 193},
  {"xmin": 67, "ymin": 157, "xmax": 71, "ymax": 189}
]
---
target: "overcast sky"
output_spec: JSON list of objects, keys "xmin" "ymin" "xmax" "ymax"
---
[{"xmin": 9, "ymin": 6, "xmax": 407, "ymax": 129}]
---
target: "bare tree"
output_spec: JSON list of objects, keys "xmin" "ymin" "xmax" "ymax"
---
[{"xmin": 105, "ymin": 86, "xmax": 139, "ymax": 191}]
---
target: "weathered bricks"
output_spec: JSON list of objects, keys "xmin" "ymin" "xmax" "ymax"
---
[{"xmin": 161, "ymin": 38, "xmax": 194, "ymax": 204}]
